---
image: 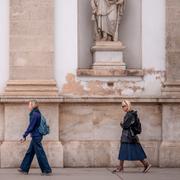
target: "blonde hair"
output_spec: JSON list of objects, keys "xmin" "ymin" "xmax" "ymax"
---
[
  {"xmin": 122, "ymin": 100, "xmax": 132, "ymax": 111},
  {"xmin": 29, "ymin": 99, "xmax": 38, "ymax": 108}
]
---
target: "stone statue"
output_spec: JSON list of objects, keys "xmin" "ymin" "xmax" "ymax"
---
[{"xmin": 91, "ymin": 0, "xmax": 126, "ymax": 42}]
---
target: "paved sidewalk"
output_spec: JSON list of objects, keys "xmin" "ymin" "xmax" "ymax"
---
[{"xmin": 0, "ymin": 168, "xmax": 179, "ymax": 180}]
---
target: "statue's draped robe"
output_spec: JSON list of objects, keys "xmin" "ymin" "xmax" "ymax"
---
[{"xmin": 92, "ymin": 0, "xmax": 118, "ymax": 37}]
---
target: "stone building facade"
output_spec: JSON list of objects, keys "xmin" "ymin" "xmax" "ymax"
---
[{"xmin": 0, "ymin": 0, "xmax": 179, "ymax": 168}]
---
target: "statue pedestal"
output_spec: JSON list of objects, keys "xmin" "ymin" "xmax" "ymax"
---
[{"xmin": 91, "ymin": 41, "xmax": 126, "ymax": 70}]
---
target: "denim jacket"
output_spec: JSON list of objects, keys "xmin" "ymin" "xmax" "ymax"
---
[{"xmin": 23, "ymin": 108, "xmax": 41, "ymax": 138}]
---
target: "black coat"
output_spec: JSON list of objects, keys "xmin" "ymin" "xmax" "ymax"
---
[{"xmin": 120, "ymin": 110, "xmax": 139, "ymax": 143}]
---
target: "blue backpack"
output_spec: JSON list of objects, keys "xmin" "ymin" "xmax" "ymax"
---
[{"xmin": 38, "ymin": 114, "xmax": 50, "ymax": 136}]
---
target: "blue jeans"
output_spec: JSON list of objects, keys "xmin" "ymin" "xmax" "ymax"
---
[{"xmin": 20, "ymin": 136, "xmax": 52, "ymax": 173}]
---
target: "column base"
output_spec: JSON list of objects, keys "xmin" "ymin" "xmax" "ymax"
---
[
  {"xmin": 162, "ymin": 81, "xmax": 180, "ymax": 97},
  {"xmin": 4, "ymin": 80, "xmax": 58, "ymax": 96}
]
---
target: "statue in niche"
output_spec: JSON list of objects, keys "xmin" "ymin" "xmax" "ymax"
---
[{"xmin": 91, "ymin": 0, "xmax": 126, "ymax": 42}]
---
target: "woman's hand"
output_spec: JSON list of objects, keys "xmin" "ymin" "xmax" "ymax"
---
[
  {"xmin": 120, "ymin": 121, "xmax": 123, "ymax": 127},
  {"xmin": 20, "ymin": 137, "xmax": 26, "ymax": 143}
]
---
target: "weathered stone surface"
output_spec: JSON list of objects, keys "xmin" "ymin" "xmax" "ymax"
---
[
  {"xmin": 166, "ymin": 52, "xmax": 180, "ymax": 82},
  {"xmin": 135, "ymin": 104, "xmax": 162, "ymax": 141},
  {"xmin": 0, "ymin": 141, "xmax": 63, "ymax": 168},
  {"xmin": 163, "ymin": 0, "xmax": 180, "ymax": 95},
  {"xmin": 10, "ymin": 36, "xmax": 53, "ymax": 52},
  {"xmin": 4, "ymin": 80, "xmax": 58, "ymax": 96},
  {"xmin": 61, "ymin": 73, "xmax": 146, "ymax": 96},
  {"xmin": 60, "ymin": 103, "xmax": 161, "ymax": 167},
  {"xmin": 0, "ymin": 105, "xmax": 4, "ymax": 141},
  {"xmin": 5, "ymin": 0, "xmax": 57, "ymax": 96},
  {"xmin": 61, "ymin": 71, "xmax": 164, "ymax": 97},
  {"xmin": 63, "ymin": 140, "xmax": 159, "ymax": 167},
  {"xmin": 60, "ymin": 104, "xmax": 94, "ymax": 141},
  {"xmin": 63, "ymin": 141, "xmax": 120, "ymax": 167},
  {"xmin": 10, "ymin": 52, "xmax": 53, "ymax": 67},
  {"xmin": 93, "ymin": 105, "xmax": 122, "ymax": 140},
  {"xmin": 10, "ymin": 0, "xmax": 54, "ymax": 22},
  {"xmin": 162, "ymin": 104, "xmax": 180, "ymax": 141},
  {"xmin": 10, "ymin": 67, "xmax": 54, "ymax": 80},
  {"xmin": 63, "ymin": 141, "xmax": 95, "ymax": 167},
  {"xmin": 2, "ymin": 96, "xmax": 180, "ymax": 103},
  {"xmin": 91, "ymin": 42, "xmax": 126, "ymax": 70},
  {"xmin": 39, "ymin": 104, "xmax": 59, "ymax": 141},
  {"xmin": 4, "ymin": 103, "xmax": 59, "ymax": 141},
  {"xmin": 77, "ymin": 68, "xmax": 144, "ymax": 77},
  {"xmin": 60, "ymin": 104, "xmax": 122, "ymax": 141},
  {"xmin": 0, "ymin": 98, "xmax": 179, "ymax": 167},
  {"xmin": 60, "ymin": 104, "xmax": 161, "ymax": 141},
  {"xmin": 159, "ymin": 141, "xmax": 180, "ymax": 167},
  {"xmin": 10, "ymin": 21, "xmax": 53, "ymax": 36},
  {"xmin": 141, "ymin": 141, "xmax": 160, "ymax": 166},
  {"xmin": 4, "ymin": 104, "xmax": 28, "ymax": 141}
]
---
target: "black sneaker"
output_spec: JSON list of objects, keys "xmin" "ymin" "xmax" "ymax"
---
[
  {"xmin": 143, "ymin": 164, "xmax": 152, "ymax": 173},
  {"xmin": 112, "ymin": 167, "xmax": 124, "ymax": 173},
  {"xmin": 41, "ymin": 172, "xmax": 52, "ymax": 176},
  {"xmin": 17, "ymin": 168, "xmax": 28, "ymax": 175}
]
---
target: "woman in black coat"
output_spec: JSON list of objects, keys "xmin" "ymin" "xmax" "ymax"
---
[{"xmin": 113, "ymin": 100, "xmax": 151, "ymax": 173}]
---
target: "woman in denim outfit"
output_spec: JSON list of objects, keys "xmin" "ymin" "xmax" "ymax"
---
[{"xmin": 18, "ymin": 100, "xmax": 52, "ymax": 175}]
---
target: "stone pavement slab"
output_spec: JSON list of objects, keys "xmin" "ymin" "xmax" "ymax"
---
[{"xmin": 0, "ymin": 168, "xmax": 180, "ymax": 180}]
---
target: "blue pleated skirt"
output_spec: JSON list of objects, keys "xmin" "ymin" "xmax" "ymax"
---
[{"xmin": 118, "ymin": 143, "xmax": 147, "ymax": 161}]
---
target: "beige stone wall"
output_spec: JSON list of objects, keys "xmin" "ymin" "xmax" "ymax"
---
[
  {"xmin": 4, "ymin": 103, "xmax": 59, "ymax": 141},
  {"xmin": 59, "ymin": 103, "xmax": 162, "ymax": 167},
  {"xmin": 0, "ymin": 105, "xmax": 4, "ymax": 141},
  {"xmin": 0, "ymin": 102, "xmax": 63, "ymax": 168},
  {"xmin": 159, "ymin": 104, "xmax": 180, "ymax": 167},
  {"xmin": 0, "ymin": 99, "xmax": 179, "ymax": 168}
]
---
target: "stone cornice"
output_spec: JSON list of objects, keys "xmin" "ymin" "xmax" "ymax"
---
[
  {"xmin": 0, "ymin": 95, "xmax": 180, "ymax": 103},
  {"xmin": 77, "ymin": 68, "xmax": 144, "ymax": 77}
]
